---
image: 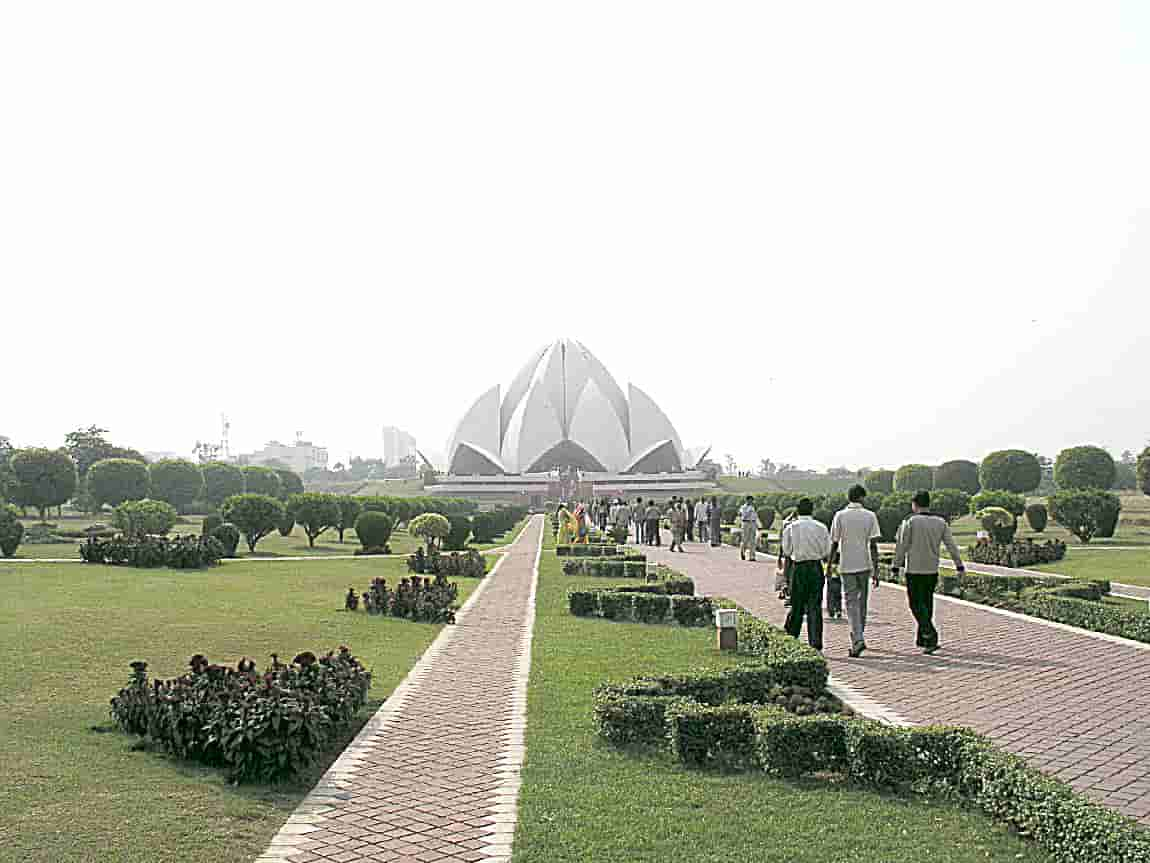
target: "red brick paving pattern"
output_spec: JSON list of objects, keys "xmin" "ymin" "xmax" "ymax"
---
[
  {"xmin": 645, "ymin": 536, "xmax": 1150, "ymax": 823},
  {"xmin": 256, "ymin": 516, "xmax": 543, "ymax": 863}
]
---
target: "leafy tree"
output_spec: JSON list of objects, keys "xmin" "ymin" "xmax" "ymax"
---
[
  {"xmin": 1113, "ymin": 462, "xmax": 1138, "ymax": 490},
  {"xmin": 10, "ymin": 448, "xmax": 77, "ymax": 520},
  {"xmin": 0, "ymin": 504, "xmax": 24, "ymax": 557},
  {"xmin": 970, "ymin": 489, "xmax": 1026, "ymax": 517},
  {"xmin": 979, "ymin": 450, "xmax": 1041, "ymax": 493},
  {"xmin": 932, "ymin": 460, "xmax": 980, "ymax": 494},
  {"xmin": 221, "ymin": 493, "xmax": 285, "ymax": 553},
  {"xmin": 1054, "ymin": 445, "xmax": 1116, "ymax": 491},
  {"xmin": 863, "ymin": 469, "xmax": 894, "ymax": 495},
  {"xmin": 927, "ymin": 488, "xmax": 971, "ymax": 523},
  {"xmin": 202, "ymin": 462, "xmax": 244, "ymax": 508},
  {"xmin": 148, "ymin": 459, "xmax": 204, "ymax": 511},
  {"xmin": 335, "ymin": 496, "xmax": 362, "ymax": 543},
  {"xmin": 274, "ymin": 468, "xmax": 304, "ymax": 500},
  {"xmin": 894, "ymin": 464, "xmax": 934, "ymax": 493},
  {"xmin": 277, "ymin": 509, "xmax": 295, "ymax": 537},
  {"xmin": 87, "ymin": 458, "xmax": 149, "ymax": 509},
  {"xmin": 0, "ymin": 436, "xmax": 14, "ymax": 503},
  {"xmin": 812, "ymin": 493, "xmax": 847, "ymax": 529},
  {"xmin": 409, "ymin": 512, "xmax": 451, "ymax": 551},
  {"xmin": 355, "ymin": 511, "xmax": 394, "ymax": 550},
  {"xmin": 876, "ymin": 491, "xmax": 914, "ymax": 543},
  {"xmin": 64, "ymin": 425, "xmax": 145, "ymax": 477},
  {"xmin": 114, "ymin": 498, "xmax": 178, "ymax": 537},
  {"xmin": 242, "ymin": 465, "xmax": 283, "ymax": 498},
  {"xmin": 288, "ymin": 493, "xmax": 341, "ymax": 547},
  {"xmin": 1049, "ymin": 489, "xmax": 1121, "ymax": 544},
  {"xmin": 1139, "ymin": 447, "xmax": 1150, "ymax": 497}
]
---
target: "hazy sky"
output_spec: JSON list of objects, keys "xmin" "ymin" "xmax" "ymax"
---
[{"xmin": 2, "ymin": 2, "xmax": 1147, "ymax": 471}]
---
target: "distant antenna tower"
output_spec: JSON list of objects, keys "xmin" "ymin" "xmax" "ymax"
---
[
  {"xmin": 296, "ymin": 430, "xmax": 303, "ymax": 444},
  {"xmin": 221, "ymin": 414, "xmax": 231, "ymax": 459}
]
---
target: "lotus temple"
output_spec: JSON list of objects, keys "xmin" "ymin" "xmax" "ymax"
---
[{"xmin": 431, "ymin": 338, "xmax": 715, "ymax": 506}]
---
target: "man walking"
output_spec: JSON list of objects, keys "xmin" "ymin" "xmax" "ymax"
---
[
  {"xmin": 781, "ymin": 498, "xmax": 831, "ymax": 650},
  {"xmin": 695, "ymin": 498, "xmax": 709, "ymax": 544},
  {"xmin": 737, "ymin": 495, "xmax": 760, "ymax": 561},
  {"xmin": 644, "ymin": 499, "xmax": 661, "ymax": 547},
  {"xmin": 891, "ymin": 490, "xmax": 965, "ymax": 655},
  {"xmin": 684, "ymin": 498, "xmax": 695, "ymax": 542},
  {"xmin": 708, "ymin": 497, "xmax": 722, "ymax": 547},
  {"xmin": 829, "ymin": 485, "xmax": 882, "ymax": 657},
  {"xmin": 634, "ymin": 498, "xmax": 645, "ymax": 544},
  {"xmin": 612, "ymin": 498, "xmax": 631, "ymax": 542},
  {"xmin": 669, "ymin": 501, "xmax": 687, "ymax": 552}
]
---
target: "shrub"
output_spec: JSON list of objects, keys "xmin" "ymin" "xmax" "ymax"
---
[
  {"xmin": 351, "ymin": 573, "xmax": 458, "ymax": 623},
  {"xmin": 109, "ymin": 648, "xmax": 371, "ymax": 781},
  {"xmin": 812, "ymin": 494, "xmax": 847, "ymax": 529},
  {"xmin": 1054, "ymin": 445, "xmax": 1116, "ymax": 491},
  {"xmin": 1113, "ymin": 462, "xmax": 1138, "ymax": 491},
  {"xmin": 979, "ymin": 450, "xmax": 1041, "ymax": 493},
  {"xmin": 241, "ymin": 465, "xmax": 282, "ymax": 498},
  {"xmin": 568, "ymin": 590, "xmax": 599, "ymax": 617},
  {"xmin": 632, "ymin": 593, "xmax": 672, "ymax": 624},
  {"xmin": 928, "ymin": 488, "xmax": 971, "ymax": 523},
  {"xmin": 969, "ymin": 538, "xmax": 1066, "ymax": 568},
  {"xmin": 876, "ymin": 491, "xmax": 913, "ymax": 542},
  {"xmin": 756, "ymin": 709, "xmax": 850, "ymax": 777},
  {"xmin": 221, "ymin": 493, "xmax": 285, "ymax": 552},
  {"xmin": 736, "ymin": 614, "xmax": 828, "ymax": 690},
  {"xmin": 471, "ymin": 512, "xmax": 497, "ymax": 543},
  {"xmin": 1097, "ymin": 495, "xmax": 1122, "ymax": 539},
  {"xmin": 355, "ymin": 510, "xmax": 394, "ymax": 552},
  {"xmin": 970, "ymin": 489, "xmax": 1026, "ymax": 517},
  {"xmin": 201, "ymin": 462, "xmax": 244, "ymax": 508},
  {"xmin": 114, "ymin": 498, "xmax": 178, "ymax": 537},
  {"xmin": 1025, "ymin": 502, "xmax": 1048, "ymax": 532},
  {"xmin": 443, "ymin": 514, "xmax": 472, "ymax": 551},
  {"xmin": 334, "ymin": 496, "xmax": 362, "ymax": 543},
  {"xmin": 1139, "ymin": 447, "xmax": 1150, "ymax": 496},
  {"xmin": 598, "ymin": 591, "xmax": 634, "ymax": 621},
  {"xmin": 406, "ymin": 546, "xmax": 484, "ymax": 577},
  {"xmin": 409, "ymin": 513, "xmax": 451, "ymax": 550},
  {"xmin": 671, "ymin": 595, "xmax": 714, "ymax": 627},
  {"xmin": 1022, "ymin": 591, "xmax": 1150, "ymax": 644},
  {"xmin": 976, "ymin": 507, "xmax": 1017, "ymax": 544},
  {"xmin": 1050, "ymin": 489, "xmax": 1121, "ymax": 543},
  {"xmin": 0, "ymin": 504, "xmax": 24, "ymax": 557},
  {"xmin": 288, "ymin": 492, "xmax": 341, "ymax": 547},
  {"xmin": 668, "ymin": 702, "xmax": 761, "ymax": 769},
  {"xmin": 594, "ymin": 693, "xmax": 689, "ymax": 748},
  {"xmin": 147, "ymin": 459, "xmax": 204, "ymax": 512},
  {"xmin": 864, "ymin": 469, "xmax": 894, "ymax": 494},
  {"xmin": 201, "ymin": 513, "xmax": 223, "ymax": 536},
  {"xmin": 894, "ymin": 464, "xmax": 933, "ymax": 493},
  {"xmin": 211, "ymin": 523, "xmax": 240, "ymax": 557},
  {"xmin": 9, "ymin": 448, "xmax": 78, "ymax": 520},
  {"xmin": 757, "ymin": 508, "xmax": 775, "ymax": 531},
  {"xmin": 933, "ymin": 460, "xmax": 980, "ymax": 494},
  {"xmin": 81, "ymin": 534, "xmax": 224, "ymax": 568}
]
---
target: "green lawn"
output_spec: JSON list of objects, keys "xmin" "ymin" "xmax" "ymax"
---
[
  {"xmin": 512, "ymin": 532, "xmax": 1047, "ymax": 862},
  {"xmin": 0, "ymin": 556, "xmax": 481, "ymax": 863},
  {"xmin": 1031, "ymin": 548, "xmax": 1150, "ymax": 588}
]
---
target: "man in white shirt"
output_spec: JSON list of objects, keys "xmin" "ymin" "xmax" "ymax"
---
[
  {"xmin": 829, "ymin": 485, "xmax": 882, "ymax": 657},
  {"xmin": 737, "ymin": 496, "xmax": 760, "ymax": 561},
  {"xmin": 694, "ymin": 499, "xmax": 709, "ymax": 544},
  {"xmin": 780, "ymin": 498, "xmax": 832, "ymax": 650}
]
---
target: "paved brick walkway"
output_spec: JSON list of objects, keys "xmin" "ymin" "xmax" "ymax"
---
[
  {"xmin": 256, "ymin": 515, "xmax": 543, "ymax": 863},
  {"xmin": 645, "ymin": 537, "xmax": 1150, "ymax": 822}
]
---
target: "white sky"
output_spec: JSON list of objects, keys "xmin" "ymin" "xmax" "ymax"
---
[{"xmin": 2, "ymin": 2, "xmax": 1147, "ymax": 471}]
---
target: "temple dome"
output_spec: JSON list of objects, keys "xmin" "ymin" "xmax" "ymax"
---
[{"xmin": 445, "ymin": 339, "xmax": 685, "ymax": 476}]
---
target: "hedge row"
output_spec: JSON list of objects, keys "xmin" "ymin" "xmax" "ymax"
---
[
  {"xmin": 80, "ymin": 534, "xmax": 224, "ymax": 569},
  {"xmin": 970, "ymin": 538, "xmax": 1067, "ymax": 568},
  {"xmin": 556, "ymin": 543, "xmax": 623, "ymax": 557},
  {"xmin": 562, "ymin": 559, "xmax": 648, "ymax": 579},
  {"xmin": 569, "ymin": 590, "xmax": 713, "ymax": 626}
]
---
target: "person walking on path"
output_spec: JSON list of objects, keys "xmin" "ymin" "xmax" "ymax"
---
[
  {"xmin": 669, "ymin": 501, "xmax": 687, "ymax": 552},
  {"xmin": 708, "ymin": 497, "xmax": 722, "ymax": 547},
  {"xmin": 684, "ymin": 498, "xmax": 695, "ymax": 542},
  {"xmin": 634, "ymin": 498, "xmax": 645, "ymax": 544},
  {"xmin": 738, "ymin": 496, "xmax": 760, "ymax": 561},
  {"xmin": 829, "ymin": 484, "xmax": 882, "ymax": 657},
  {"xmin": 612, "ymin": 498, "xmax": 631, "ymax": 543},
  {"xmin": 644, "ymin": 500, "xmax": 661, "ymax": 547},
  {"xmin": 892, "ymin": 490, "xmax": 966, "ymax": 655},
  {"xmin": 695, "ymin": 498, "xmax": 709, "ymax": 544},
  {"xmin": 781, "ymin": 497, "xmax": 832, "ymax": 650}
]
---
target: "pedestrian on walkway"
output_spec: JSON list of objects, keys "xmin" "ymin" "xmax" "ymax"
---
[
  {"xmin": 634, "ymin": 498, "xmax": 645, "ymax": 544},
  {"xmin": 708, "ymin": 497, "xmax": 722, "ymax": 547},
  {"xmin": 669, "ymin": 501, "xmax": 687, "ymax": 552},
  {"xmin": 738, "ymin": 496, "xmax": 760, "ymax": 561},
  {"xmin": 684, "ymin": 498, "xmax": 695, "ymax": 542},
  {"xmin": 829, "ymin": 484, "xmax": 882, "ymax": 657},
  {"xmin": 694, "ymin": 498, "xmax": 709, "ymax": 544},
  {"xmin": 891, "ymin": 490, "xmax": 966, "ymax": 655},
  {"xmin": 644, "ymin": 500, "xmax": 661, "ymax": 547},
  {"xmin": 612, "ymin": 498, "xmax": 631, "ymax": 543},
  {"xmin": 781, "ymin": 498, "xmax": 831, "ymax": 650},
  {"xmin": 776, "ymin": 510, "xmax": 797, "ymax": 605}
]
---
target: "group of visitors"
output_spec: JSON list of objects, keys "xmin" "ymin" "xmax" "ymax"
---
[
  {"xmin": 777, "ymin": 486, "xmax": 964, "ymax": 657},
  {"xmin": 624, "ymin": 496, "xmax": 726, "ymax": 552}
]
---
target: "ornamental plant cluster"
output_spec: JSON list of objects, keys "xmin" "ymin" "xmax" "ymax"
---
[
  {"xmin": 109, "ymin": 648, "xmax": 372, "ymax": 781},
  {"xmin": 80, "ymin": 534, "xmax": 225, "ymax": 569},
  {"xmin": 0, "ymin": 504, "xmax": 25, "ymax": 557},
  {"xmin": 406, "ymin": 547, "xmax": 487, "ymax": 578},
  {"xmin": 344, "ymin": 574, "xmax": 459, "ymax": 624}
]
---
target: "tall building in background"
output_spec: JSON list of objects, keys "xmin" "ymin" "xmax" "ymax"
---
[
  {"xmin": 244, "ymin": 439, "xmax": 329, "ymax": 474},
  {"xmin": 382, "ymin": 426, "xmax": 417, "ymax": 467}
]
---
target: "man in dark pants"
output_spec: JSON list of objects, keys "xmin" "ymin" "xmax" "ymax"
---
[
  {"xmin": 708, "ymin": 497, "xmax": 722, "ymax": 547},
  {"xmin": 891, "ymin": 490, "xmax": 966, "ymax": 655},
  {"xmin": 634, "ymin": 498, "xmax": 644, "ymax": 544},
  {"xmin": 644, "ymin": 500, "xmax": 661, "ymax": 546},
  {"xmin": 781, "ymin": 498, "xmax": 832, "ymax": 651}
]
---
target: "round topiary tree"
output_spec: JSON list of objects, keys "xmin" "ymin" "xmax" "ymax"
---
[
  {"xmin": 926, "ymin": 488, "xmax": 971, "ymax": 523},
  {"xmin": 288, "ymin": 492, "xmax": 341, "ymax": 547},
  {"xmin": 147, "ymin": 459, "xmax": 204, "ymax": 512},
  {"xmin": 0, "ymin": 504, "xmax": 24, "ymax": 557},
  {"xmin": 114, "ymin": 498, "xmax": 178, "ymax": 537},
  {"xmin": 355, "ymin": 510, "xmax": 394, "ymax": 551},
  {"xmin": 970, "ymin": 489, "xmax": 1026, "ymax": 517},
  {"xmin": 864, "ymin": 470, "xmax": 894, "ymax": 495},
  {"xmin": 87, "ymin": 458, "xmax": 150, "ymax": 509},
  {"xmin": 9, "ymin": 448, "xmax": 78, "ymax": 521},
  {"xmin": 933, "ymin": 460, "xmax": 981, "ymax": 495},
  {"xmin": 977, "ymin": 507, "xmax": 1017, "ymax": 544},
  {"xmin": 442, "ymin": 514, "xmax": 472, "ymax": 551},
  {"xmin": 241, "ymin": 466, "xmax": 283, "ymax": 498},
  {"xmin": 979, "ymin": 450, "xmax": 1041, "ymax": 494},
  {"xmin": 211, "ymin": 522, "xmax": 241, "ymax": 557},
  {"xmin": 894, "ymin": 464, "xmax": 934, "ymax": 493},
  {"xmin": 221, "ymin": 493, "xmax": 286, "ymax": 553},
  {"xmin": 1049, "ymin": 489, "xmax": 1120, "ymax": 544},
  {"xmin": 202, "ymin": 462, "xmax": 244, "ymax": 508},
  {"xmin": 409, "ymin": 512, "xmax": 451, "ymax": 551},
  {"xmin": 1025, "ymin": 502, "xmax": 1048, "ymax": 532},
  {"xmin": 1054, "ymin": 445, "xmax": 1116, "ymax": 491}
]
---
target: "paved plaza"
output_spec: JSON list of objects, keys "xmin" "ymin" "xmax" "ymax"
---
[
  {"xmin": 645, "ymin": 536, "xmax": 1150, "ymax": 822},
  {"xmin": 256, "ymin": 516, "xmax": 544, "ymax": 863}
]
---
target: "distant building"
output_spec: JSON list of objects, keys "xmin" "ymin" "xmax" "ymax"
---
[
  {"xmin": 143, "ymin": 451, "xmax": 180, "ymax": 463},
  {"xmin": 244, "ymin": 440, "xmax": 329, "ymax": 474},
  {"xmin": 382, "ymin": 426, "xmax": 417, "ymax": 467}
]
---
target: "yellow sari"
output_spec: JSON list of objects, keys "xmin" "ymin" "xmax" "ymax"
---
[{"xmin": 557, "ymin": 506, "xmax": 575, "ymax": 544}]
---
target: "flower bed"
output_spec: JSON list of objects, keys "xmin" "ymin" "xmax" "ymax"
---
[
  {"xmin": 407, "ymin": 547, "xmax": 487, "ymax": 577},
  {"xmin": 970, "ymin": 538, "xmax": 1067, "ymax": 568},
  {"xmin": 110, "ymin": 648, "xmax": 372, "ymax": 781},
  {"xmin": 345, "ymin": 574, "xmax": 459, "ymax": 623}
]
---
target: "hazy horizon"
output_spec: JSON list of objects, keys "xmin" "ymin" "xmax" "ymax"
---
[{"xmin": 3, "ymin": 2, "xmax": 1147, "ymax": 472}]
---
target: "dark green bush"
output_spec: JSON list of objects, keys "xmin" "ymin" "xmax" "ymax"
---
[
  {"xmin": 969, "ymin": 538, "xmax": 1066, "ymax": 567},
  {"xmin": 201, "ymin": 514, "xmax": 223, "ymax": 536},
  {"xmin": 598, "ymin": 591, "xmax": 634, "ymax": 621},
  {"xmin": 1050, "ymin": 489, "xmax": 1121, "ymax": 543},
  {"xmin": 114, "ymin": 498, "xmax": 178, "ymax": 537},
  {"xmin": 876, "ymin": 491, "xmax": 913, "ymax": 542},
  {"xmin": 211, "ymin": 523, "xmax": 240, "ymax": 557},
  {"xmin": 812, "ymin": 493, "xmax": 847, "ymax": 529},
  {"xmin": 632, "ymin": 593, "xmax": 672, "ymax": 624},
  {"xmin": 81, "ymin": 534, "xmax": 224, "ymax": 569},
  {"xmin": 970, "ymin": 489, "xmax": 1027, "ymax": 517},
  {"xmin": 756, "ymin": 709, "xmax": 850, "ymax": 777},
  {"xmin": 933, "ymin": 460, "xmax": 981, "ymax": 494},
  {"xmin": 1025, "ymin": 502, "xmax": 1048, "ymax": 532},
  {"xmin": 980, "ymin": 450, "xmax": 1041, "ymax": 493},
  {"xmin": 87, "ymin": 458, "xmax": 150, "ymax": 509},
  {"xmin": 351, "ymin": 573, "xmax": 458, "ymax": 623},
  {"xmin": 201, "ymin": 462, "xmax": 244, "ymax": 508},
  {"xmin": 864, "ymin": 469, "xmax": 894, "ymax": 494},
  {"xmin": 593, "ymin": 693, "xmax": 689, "ymax": 747},
  {"xmin": 894, "ymin": 464, "xmax": 933, "ymax": 493},
  {"xmin": 0, "ymin": 504, "xmax": 24, "ymax": 557},
  {"xmin": 670, "ymin": 595, "xmax": 714, "ymax": 627},
  {"xmin": 568, "ymin": 590, "xmax": 599, "ymax": 617},
  {"xmin": 443, "ymin": 514, "xmax": 472, "ymax": 551},
  {"xmin": 147, "ymin": 459, "xmax": 204, "ymax": 512},
  {"xmin": 1139, "ymin": 447, "xmax": 1150, "ymax": 496},
  {"xmin": 355, "ymin": 510, "xmax": 394, "ymax": 551},
  {"xmin": 668, "ymin": 702, "xmax": 760, "ymax": 769},
  {"xmin": 1055, "ymin": 445, "xmax": 1116, "ymax": 491},
  {"xmin": 736, "ymin": 613, "xmax": 828, "ymax": 690},
  {"xmin": 928, "ymin": 488, "xmax": 971, "ymax": 523}
]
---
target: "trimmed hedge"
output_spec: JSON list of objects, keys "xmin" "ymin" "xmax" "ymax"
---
[
  {"xmin": 561, "ymin": 559, "xmax": 648, "ymax": 579},
  {"xmin": 969, "ymin": 538, "xmax": 1067, "ymax": 568},
  {"xmin": 80, "ymin": 534, "xmax": 224, "ymax": 569},
  {"xmin": 556, "ymin": 543, "xmax": 623, "ymax": 557},
  {"xmin": 569, "ymin": 589, "xmax": 712, "ymax": 626},
  {"xmin": 736, "ymin": 613, "xmax": 828, "ymax": 690}
]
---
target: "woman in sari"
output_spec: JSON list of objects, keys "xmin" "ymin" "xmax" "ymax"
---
[
  {"xmin": 557, "ymin": 503, "xmax": 575, "ymax": 544},
  {"xmin": 573, "ymin": 504, "xmax": 590, "ymax": 544}
]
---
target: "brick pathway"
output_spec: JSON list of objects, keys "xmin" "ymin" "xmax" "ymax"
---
[
  {"xmin": 256, "ymin": 515, "xmax": 543, "ymax": 863},
  {"xmin": 645, "ymin": 536, "xmax": 1150, "ymax": 822}
]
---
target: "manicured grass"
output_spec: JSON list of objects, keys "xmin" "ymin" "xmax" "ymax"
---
[
  {"xmin": 1031, "ymin": 548, "xmax": 1150, "ymax": 587},
  {"xmin": 512, "ymin": 532, "xmax": 1048, "ymax": 862},
  {"xmin": 0, "ymin": 556, "xmax": 482, "ymax": 863}
]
